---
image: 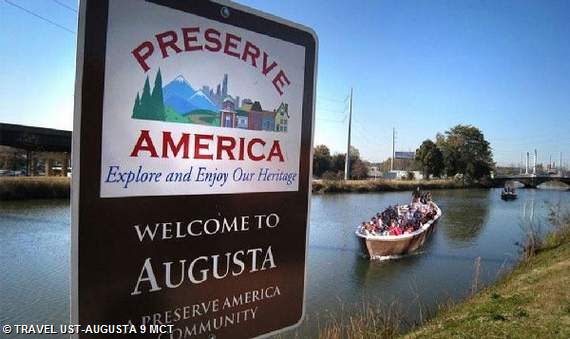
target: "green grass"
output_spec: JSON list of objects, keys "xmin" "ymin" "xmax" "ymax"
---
[
  {"xmin": 164, "ymin": 107, "xmax": 221, "ymax": 126},
  {"xmin": 403, "ymin": 241, "xmax": 570, "ymax": 339},
  {"xmin": 189, "ymin": 111, "xmax": 220, "ymax": 126},
  {"xmin": 164, "ymin": 106, "xmax": 191, "ymax": 124},
  {"xmin": 0, "ymin": 176, "xmax": 70, "ymax": 200}
]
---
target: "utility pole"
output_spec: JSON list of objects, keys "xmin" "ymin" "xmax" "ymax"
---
[
  {"xmin": 344, "ymin": 88, "xmax": 353, "ymax": 180},
  {"xmin": 391, "ymin": 127, "xmax": 395, "ymax": 172}
]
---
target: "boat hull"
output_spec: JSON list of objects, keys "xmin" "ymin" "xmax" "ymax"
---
[
  {"xmin": 360, "ymin": 222, "xmax": 437, "ymax": 258},
  {"xmin": 357, "ymin": 204, "xmax": 441, "ymax": 259}
]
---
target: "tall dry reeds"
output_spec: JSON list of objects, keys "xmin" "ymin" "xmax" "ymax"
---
[
  {"xmin": 312, "ymin": 179, "xmax": 473, "ymax": 194},
  {"xmin": 316, "ymin": 301, "xmax": 402, "ymax": 339},
  {"xmin": 470, "ymin": 256, "xmax": 482, "ymax": 295},
  {"xmin": 519, "ymin": 205, "xmax": 570, "ymax": 260},
  {"xmin": 0, "ymin": 176, "xmax": 70, "ymax": 200}
]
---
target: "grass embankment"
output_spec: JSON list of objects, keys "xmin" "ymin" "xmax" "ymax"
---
[
  {"xmin": 404, "ymin": 243, "xmax": 570, "ymax": 338},
  {"xmin": 404, "ymin": 212, "xmax": 570, "ymax": 339},
  {"xmin": 314, "ymin": 214, "xmax": 570, "ymax": 339},
  {"xmin": 312, "ymin": 179, "xmax": 479, "ymax": 193},
  {"xmin": 0, "ymin": 176, "xmax": 70, "ymax": 200}
]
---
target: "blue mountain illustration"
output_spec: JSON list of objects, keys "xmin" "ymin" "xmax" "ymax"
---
[{"xmin": 163, "ymin": 75, "xmax": 218, "ymax": 114}]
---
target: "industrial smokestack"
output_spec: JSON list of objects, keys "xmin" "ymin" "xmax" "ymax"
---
[{"xmin": 533, "ymin": 149, "xmax": 537, "ymax": 175}]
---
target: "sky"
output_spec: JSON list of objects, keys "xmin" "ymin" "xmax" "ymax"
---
[{"xmin": 1, "ymin": 0, "xmax": 570, "ymax": 167}]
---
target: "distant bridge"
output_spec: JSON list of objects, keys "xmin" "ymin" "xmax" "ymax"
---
[
  {"xmin": 492, "ymin": 175, "xmax": 570, "ymax": 188},
  {"xmin": 0, "ymin": 123, "xmax": 71, "ymax": 152}
]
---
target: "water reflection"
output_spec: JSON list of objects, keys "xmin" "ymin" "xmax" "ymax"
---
[
  {"xmin": 522, "ymin": 198, "xmax": 536, "ymax": 222},
  {"xmin": 436, "ymin": 190, "xmax": 491, "ymax": 246}
]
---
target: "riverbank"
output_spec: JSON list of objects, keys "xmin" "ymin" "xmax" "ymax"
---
[
  {"xmin": 312, "ymin": 179, "xmax": 483, "ymax": 193},
  {"xmin": 404, "ymin": 240, "xmax": 570, "ymax": 338},
  {"xmin": 313, "ymin": 212, "xmax": 570, "ymax": 339},
  {"xmin": 0, "ymin": 176, "xmax": 70, "ymax": 200}
]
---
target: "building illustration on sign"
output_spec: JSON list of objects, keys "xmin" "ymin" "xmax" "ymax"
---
[{"xmin": 132, "ymin": 70, "xmax": 290, "ymax": 132}]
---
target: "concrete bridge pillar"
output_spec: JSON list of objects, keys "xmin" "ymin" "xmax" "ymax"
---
[
  {"xmin": 32, "ymin": 158, "xmax": 39, "ymax": 176},
  {"xmin": 62, "ymin": 152, "xmax": 70, "ymax": 177},
  {"xmin": 46, "ymin": 157, "xmax": 54, "ymax": 176}
]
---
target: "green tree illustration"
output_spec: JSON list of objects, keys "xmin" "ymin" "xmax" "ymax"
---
[
  {"xmin": 139, "ymin": 76, "xmax": 152, "ymax": 120},
  {"xmin": 150, "ymin": 69, "xmax": 166, "ymax": 121},
  {"xmin": 132, "ymin": 92, "xmax": 141, "ymax": 118}
]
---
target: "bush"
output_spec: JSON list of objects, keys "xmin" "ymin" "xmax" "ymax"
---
[{"xmin": 322, "ymin": 170, "xmax": 341, "ymax": 181}]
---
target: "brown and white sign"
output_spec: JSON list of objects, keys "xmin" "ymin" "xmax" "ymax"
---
[{"xmin": 71, "ymin": 0, "xmax": 317, "ymax": 338}]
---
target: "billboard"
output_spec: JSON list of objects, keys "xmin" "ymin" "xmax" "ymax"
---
[
  {"xmin": 71, "ymin": 0, "xmax": 317, "ymax": 337},
  {"xmin": 395, "ymin": 151, "xmax": 415, "ymax": 160}
]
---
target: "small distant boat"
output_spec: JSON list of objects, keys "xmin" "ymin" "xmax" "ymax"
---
[
  {"xmin": 355, "ymin": 201, "xmax": 442, "ymax": 260},
  {"xmin": 501, "ymin": 186, "xmax": 517, "ymax": 200}
]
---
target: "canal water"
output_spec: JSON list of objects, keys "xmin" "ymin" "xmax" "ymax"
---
[{"xmin": 1, "ymin": 188, "xmax": 569, "ymax": 337}]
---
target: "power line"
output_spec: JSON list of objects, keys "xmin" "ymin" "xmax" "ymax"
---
[
  {"xmin": 316, "ymin": 116, "xmax": 346, "ymax": 123},
  {"xmin": 51, "ymin": 0, "xmax": 77, "ymax": 13},
  {"xmin": 317, "ymin": 102, "xmax": 349, "ymax": 112},
  {"xmin": 4, "ymin": 0, "xmax": 76, "ymax": 35},
  {"xmin": 351, "ymin": 122, "xmax": 385, "ymax": 150},
  {"xmin": 316, "ymin": 114, "xmax": 346, "ymax": 123},
  {"xmin": 317, "ymin": 108, "xmax": 347, "ymax": 116},
  {"xmin": 317, "ymin": 95, "xmax": 350, "ymax": 104}
]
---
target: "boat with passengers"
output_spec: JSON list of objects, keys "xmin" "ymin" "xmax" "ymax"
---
[
  {"xmin": 355, "ymin": 190, "xmax": 442, "ymax": 260},
  {"xmin": 501, "ymin": 185, "xmax": 517, "ymax": 200}
]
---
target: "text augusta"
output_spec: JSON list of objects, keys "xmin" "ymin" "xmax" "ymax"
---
[{"xmin": 131, "ymin": 246, "xmax": 277, "ymax": 295}]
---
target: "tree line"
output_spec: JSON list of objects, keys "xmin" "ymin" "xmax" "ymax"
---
[
  {"xmin": 313, "ymin": 145, "xmax": 369, "ymax": 180},
  {"xmin": 313, "ymin": 124, "xmax": 494, "ymax": 181},
  {"xmin": 132, "ymin": 69, "xmax": 166, "ymax": 121}
]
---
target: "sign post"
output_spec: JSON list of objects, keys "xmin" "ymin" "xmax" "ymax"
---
[{"xmin": 71, "ymin": 0, "xmax": 317, "ymax": 337}]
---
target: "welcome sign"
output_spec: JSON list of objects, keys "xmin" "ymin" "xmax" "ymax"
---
[
  {"xmin": 100, "ymin": 1, "xmax": 307, "ymax": 197},
  {"xmin": 71, "ymin": 0, "xmax": 316, "ymax": 338}
]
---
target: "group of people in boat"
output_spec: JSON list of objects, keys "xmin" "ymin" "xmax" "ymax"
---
[
  {"xmin": 359, "ymin": 190, "xmax": 437, "ymax": 237},
  {"xmin": 503, "ymin": 186, "xmax": 516, "ymax": 194}
]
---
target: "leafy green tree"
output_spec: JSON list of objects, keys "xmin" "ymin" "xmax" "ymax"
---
[
  {"xmin": 331, "ymin": 153, "xmax": 345, "ymax": 173},
  {"xmin": 415, "ymin": 139, "xmax": 444, "ymax": 178},
  {"xmin": 437, "ymin": 125, "xmax": 494, "ymax": 179},
  {"xmin": 313, "ymin": 145, "xmax": 332, "ymax": 177},
  {"xmin": 326, "ymin": 146, "xmax": 367, "ymax": 179},
  {"xmin": 150, "ymin": 69, "xmax": 166, "ymax": 121}
]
